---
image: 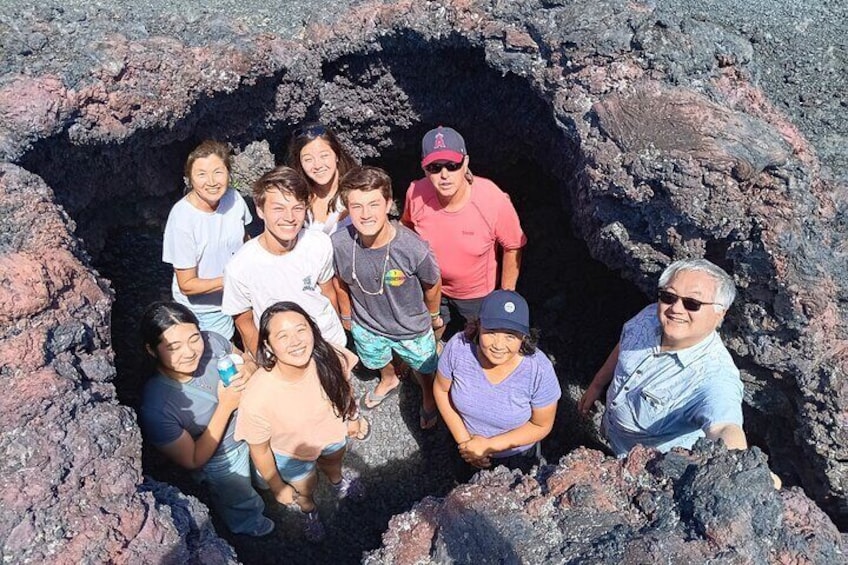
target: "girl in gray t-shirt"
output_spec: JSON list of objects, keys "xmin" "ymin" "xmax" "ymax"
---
[{"xmin": 138, "ymin": 301, "xmax": 272, "ymax": 537}]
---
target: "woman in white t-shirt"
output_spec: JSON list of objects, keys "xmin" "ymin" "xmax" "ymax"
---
[
  {"xmin": 162, "ymin": 141, "xmax": 253, "ymax": 339},
  {"xmin": 286, "ymin": 123, "xmax": 358, "ymax": 235}
]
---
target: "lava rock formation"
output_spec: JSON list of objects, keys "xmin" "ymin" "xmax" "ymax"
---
[{"xmin": 1, "ymin": 0, "xmax": 846, "ymax": 562}]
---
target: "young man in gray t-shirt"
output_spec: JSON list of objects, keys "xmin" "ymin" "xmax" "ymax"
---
[{"xmin": 332, "ymin": 166, "xmax": 443, "ymax": 429}]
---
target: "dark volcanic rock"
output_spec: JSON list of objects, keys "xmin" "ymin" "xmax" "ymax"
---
[
  {"xmin": 0, "ymin": 0, "xmax": 846, "ymax": 562},
  {"xmin": 0, "ymin": 164, "xmax": 234, "ymax": 563},
  {"xmin": 365, "ymin": 443, "xmax": 845, "ymax": 564}
]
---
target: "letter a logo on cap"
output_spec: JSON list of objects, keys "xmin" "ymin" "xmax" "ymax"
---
[{"xmin": 434, "ymin": 132, "xmax": 446, "ymax": 149}]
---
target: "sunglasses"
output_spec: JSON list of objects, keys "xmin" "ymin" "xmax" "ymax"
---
[
  {"xmin": 657, "ymin": 290, "xmax": 719, "ymax": 312},
  {"xmin": 424, "ymin": 161, "xmax": 463, "ymax": 174},
  {"xmin": 292, "ymin": 124, "xmax": 327, "ymax": 139}
]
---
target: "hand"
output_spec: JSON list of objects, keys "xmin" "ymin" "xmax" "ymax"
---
[
  {"xmin": 431, "ymin": 315, "xmax": 444, "ymax": 330},
  {"xmin": 236, "ymin": 359, "xmax": 258, "ymax": 387},
  {"xmin": 217, "ymin": 379, "xmax": 243, "ymax": 412},
  {"xmin": 458, "ymin": 436, "xmax": 491, "ymax": 460},
  {"xmin": 341, "ymin": 318, "xmax": 352, "ymax": 331},
  {"xmin": 460, "ymin": 451, "xmax": 491, "ymax": 469},
  {"xmin": 225, "ymin": 366, "xmax": 252, "ymax": 393},
  {"xmin": 578, "ymin": 382, "xmax": 604, "ymax": 417}
]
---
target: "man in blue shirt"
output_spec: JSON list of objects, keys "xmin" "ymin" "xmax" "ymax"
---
[{"xmin": 579, "ymin": 258, "xmax": 750, "ymax": 457}]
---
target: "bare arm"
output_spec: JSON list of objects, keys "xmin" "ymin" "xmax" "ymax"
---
[
  {"xmin": 233, "ymin": 310, "xmax": 259, "ymax": 360},
  {"xmin": 319, "ymin": 279, "xmax": 339, "ymax": 314},
  {"xmin": 174, "ymin": 267, "xmax": 224, "ymax": 296},
  {"xmin": 460, "ymin": 403, "xmax": 557, "ymax": 458},
  {"xmin": 422, "ymin": 278, "xmax": 444, "ymax": 330},
  {"xmin": 578, "ymin": 342, "xmax": 621, "ymax": 416},
  {"xmin": 157, "ymin": 381, "xmax": 241, "ymax": 470},
  {"xmin": 434, "ymin": 372, "xmax": 489, "ymax": 468},
  {"xmin": 500, "ymin": 247, "xmax": 522, "ymax": 290},
  {"xmin": 705, "ymin": 422, "xmax": 747, "ymax": 450},
  {"xmin": 248, "ymin": 441, "xmax": 295, "ymax": 505},
  {"xmin": 433, "ymin": 373, "xmax": 472, "ymax": 445},
  {"xmin": 335, "ymin": 276, "xmax": 353, "ymax": 331}
]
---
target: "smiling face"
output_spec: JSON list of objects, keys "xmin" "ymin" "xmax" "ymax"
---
[
  {"xmin": 189, "ymin": 154, "xmax": 229, "ymax": 211},
  {"xmin": 424, "ymin": 156, "xmax": 470, "ymax": 205},
  {"xmin": 265, "ymin": 310, "xmax": 315, "ymax": 369},
  {"xmin": 152, "ymin": 323, "xmax": 204, "ymax": 380},
  {"xmin": 257, "ymin": 189, "xmax": 307, "ymax": 249},
  {"xmin": 346, "ymin": 188, "xmax": 391, "ymax": 241},
  {"xmin": 477, "ymin": 327, "xmax": 523, "ymax": 368},
  {"xmin": 299, "ymin": 137, "xmax": 338, "ymax": 188},
  {"xmin": 658, "ymin": 270, "xmax": 726, "ymax": 351}
]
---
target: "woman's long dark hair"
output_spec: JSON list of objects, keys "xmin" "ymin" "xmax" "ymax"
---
[
  {"xmin": 256, "ymin": 301, "xmax": 356, "ymax": 420},
  {"xmin": 286, "ymin": 123, "xmax": 358, "ymax": 212},
  {"xmin": 141, "ymin": 301, "xmax": 200, "ymax": 358}
]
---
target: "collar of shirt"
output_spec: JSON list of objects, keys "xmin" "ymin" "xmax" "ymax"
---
[{"xmin": 651, "ymin": 328, "xmax": 719, "ymax": 368}]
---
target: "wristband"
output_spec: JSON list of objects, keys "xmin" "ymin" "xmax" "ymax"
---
[
  {"xmin": 430, "ymin": 311, "xmax": 441, "ymax": 319},
  {"xmin": 341, "ymin": 315, "xmax": 352, "ymax": 321}
]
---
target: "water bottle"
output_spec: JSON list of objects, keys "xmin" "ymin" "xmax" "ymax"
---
[{"xmin": 216, "ymin": 353, "xmax": 238, "ymax": 386}]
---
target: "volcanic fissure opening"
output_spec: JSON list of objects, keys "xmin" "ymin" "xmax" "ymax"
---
[{"xmin": 19, "ymin": 40, "xmax": 652, "ymax": 562}]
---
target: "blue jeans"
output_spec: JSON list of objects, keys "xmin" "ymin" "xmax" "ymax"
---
[
  {"xmin": 196, "ymin": 442, "xmax": 266, "ymax": 535},
  {"xmin": 194, "ymin": 309, "xmax": 235, "ymax": 340}
]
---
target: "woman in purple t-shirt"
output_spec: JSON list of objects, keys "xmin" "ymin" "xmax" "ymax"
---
[{"xmin": 433, "ymin": 290, "xmax": 561, "ymax": 478}]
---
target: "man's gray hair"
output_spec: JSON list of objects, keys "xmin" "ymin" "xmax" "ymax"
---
[{"xmin": 657, "ymin": 258, "xmax": 736, "ymax": 311}]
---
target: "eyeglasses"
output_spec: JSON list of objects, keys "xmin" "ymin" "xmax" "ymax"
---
[
  {"xmin": 292, "ymin": 124, "xmax": 327, "ymax": 139},
  {"xmin": 657, "ymin": 290, "xmax": 720, "ymax": 312},
  {"xmin": 424, "ymin": 161, "xmax": 463, "ymax": 175}
]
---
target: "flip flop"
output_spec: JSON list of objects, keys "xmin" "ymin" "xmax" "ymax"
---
[
  {"xmin": 419, "ymin": 405, "xmax": 439, "ymax": 430},
  {"xmin": 351, "ymin": 415, "xmax": 372, "ymax": 442},
  {"xmin": 360, "ymin": 384, "xmax": 399, "ymax": 410}
]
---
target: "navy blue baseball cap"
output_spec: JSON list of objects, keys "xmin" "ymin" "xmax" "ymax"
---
[
  {"xmin": 421, "ymin": 126, "xmax": 467, "ymax": 166},
  {"xmin": 478, "ymin": 290, "xmax": 530, "ymax": 336}
]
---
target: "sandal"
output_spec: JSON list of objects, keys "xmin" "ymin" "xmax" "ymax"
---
[
  {"xmin": 350, "ymin": 415, "xmax": 372, "ymax": 442},
  {"xmin": 360, "ymin": 384, "xmax": 399, "ymax": 410},
  {"xmin": 419, "ymin": 405, "xmax": 439, "ymax": 430}
]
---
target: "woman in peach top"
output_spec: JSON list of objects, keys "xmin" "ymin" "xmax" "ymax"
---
[{"xmin": 235, "ymin": 301, "xmax": 369, "ymax": 542}]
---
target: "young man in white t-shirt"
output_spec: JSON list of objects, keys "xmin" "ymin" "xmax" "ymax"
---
[{"xmin": 222, "ymin": 167, "xmax": 345, "ymax": 358}]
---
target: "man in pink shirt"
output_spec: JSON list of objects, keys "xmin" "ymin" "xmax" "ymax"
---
[{"xmin": 402, "ymin": 126, "xmax": 527, "ymax": 340}]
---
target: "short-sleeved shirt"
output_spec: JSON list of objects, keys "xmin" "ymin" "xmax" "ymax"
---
[
  {"xmin": 403, "ymin": 176, "xmax": 526, "ymax": 300},
  {"xmin": 332, "ymin": 222, "xmax": 440, "ymax": 340},
  {"xmin": 438, "ymin": 332, "xmax": 561, "ymax": 457},
  {"xmin": 162, "ymin": 188, "xmax": 252, "ymax": 313},
  {"xmin": 234, "ymin": 347, "xmax": 358, "ymax": 461},
  {"xmin": 221, "ymin": 230, "xmax": 345, "ymax": 347},
  {"xmin": 139, "ymin": 331, "xmax": 238, "ymax": 458},
  {"xmin": 602, "ymin": 305, "xmax": 744, "ymax": 457}
]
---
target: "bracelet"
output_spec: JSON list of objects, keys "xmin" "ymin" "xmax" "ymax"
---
[
  {"xmin": 430, "ymin": 311, "xmax": 441, "ymax": 319},
  {"xmin": 341, "ymin": 315, "xmax": 352, "ymax": 321}
]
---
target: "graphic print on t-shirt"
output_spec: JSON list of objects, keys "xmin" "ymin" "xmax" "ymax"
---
[{"xmin": 385, "ymin": 269, "xmax": 406, "ymax": 287}]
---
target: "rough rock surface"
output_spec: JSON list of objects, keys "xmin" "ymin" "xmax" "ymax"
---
[
  {"xmin": 0, "ymin": 164, "xmax": 234, "ymax": 563},
  {"xmin": 0, "ymin": 0, "xmax": 846, "ymax": 563},
  {"xmin": 365, "ymin": 443, "xmax": 846, "ymax": 564}
]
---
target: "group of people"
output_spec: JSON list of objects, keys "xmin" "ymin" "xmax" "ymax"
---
[{"xmin": 138, "ymin": 123, "xmax": 771, "ymax": 542}]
